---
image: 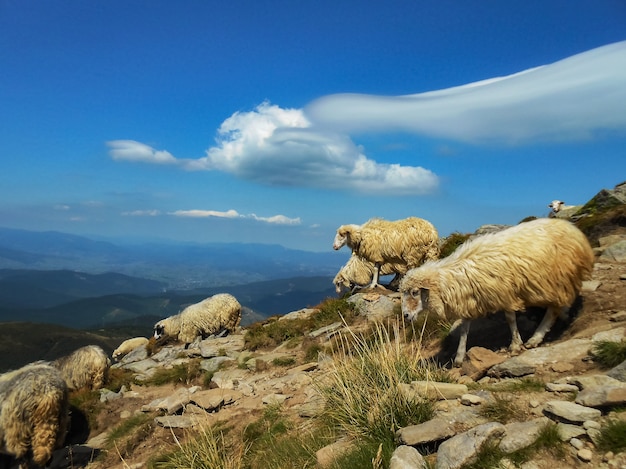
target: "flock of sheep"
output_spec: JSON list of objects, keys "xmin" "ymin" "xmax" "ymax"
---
[
  {"xmin": 0, "ymin": 203, "xmax": 595, "ymax": 467},
  {"xmin": 332, "ymin": 213, "xmax": 595, "ymax": 366},
  {"xmin": 0, "ymin": 294, "xmax": 243, "ymax": 468}
]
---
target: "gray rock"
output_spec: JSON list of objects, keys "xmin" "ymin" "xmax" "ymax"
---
[
  {"xmin": 400, "ymin": 381, "xmax": 468, "ymax": 401},
  {"xmin": 544, "ymin": 400, "xmax": 602, "ymax": 423},
  {"xmin": 603, "ymin": 240, "xmax": 626, "ymax": 263},
  {"xmin": 608, "ymin": 360, "xmax": 626, "ymax": 382},
  {"xmin": 389, "ymin": 445, "xmax": 428, "ymax": 469},
  {"xmin": 154, "ymin": 415, "xmax": 196, "ymax": 428},
  {"xmin": 200, "ymin": 356, "xmax": 234, "ymax": 372},
  {"xmin": 556, "ymin": 423, "xmax": 587, "ymax": 440},
  {"xmin": 396, "ymin": 418, "xmax": 456, "ymax": 446},
  {"xmin": 499, "ymin": 418, "xmax": 550, "ymax": 453},
  {"xmin": 575, "ymin": 384, "xmax": 626, "ymax": 407},
  {"xmin": 435, "ymin": 422, "xmax": 506, "ymax": 469}
]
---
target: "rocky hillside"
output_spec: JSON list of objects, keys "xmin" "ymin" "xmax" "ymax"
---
[{"xmin": 4, "ymin": 182, "xmax": 626, "ymax": 469}]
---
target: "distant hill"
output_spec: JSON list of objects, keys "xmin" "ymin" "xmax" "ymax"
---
[
  {"xmin": 0, "ymin": 269, "xmax": 166, "ymax": 309},
  {"xmin": 0, "ymin": 273, "xmax": 337, "ymax": 330},
  {"xmin": 0, "ymin": 322, "xmax": 123, "ymax": 372},
  {"xmin": 0, "ymin": 227, "xmax": 348, "ymax": 289}
]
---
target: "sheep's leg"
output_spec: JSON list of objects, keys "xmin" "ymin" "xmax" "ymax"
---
[
  {"xmin": 505, "ymin": 311, "xmax": 523, "ymax": 353},
  {"xmin": 453, "ymin": 319, "xmax": 471, "ymax": 367},
  {"xmin": 368, "ymin": 263, "xmax": 381, "ymax": 288},
  {"xmin": 525, "ymin": 306, "xmax": 561, "ymax": 348}
]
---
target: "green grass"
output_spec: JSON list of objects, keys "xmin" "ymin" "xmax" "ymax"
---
[
  {"xmin": 473, "ymin": 377, "xmax": 545, "ymax": 393},
  {"xmin": 106, "ymin": 412, "xmax": 156, "ymax": 462},
  {"xmin": 592, "ymin": 340, "xmax": 626, "ymax": 368},
  {"xmin": 318, "ymin": 322, "xmax": 446, "ymax": 443},
  {"xmin": 244, "ymin": 297, "xmax": 358, "ymax": 351},
  {"xmin": 142, "ymin": 359, "xmax": 203, "ymax": 386},
  {"xmin": 149, "ymin": 422, "xmax": 245, "ymax": 469},
  {"xmin": 596, "ymin": 419, "xmax": 626, "ymax": 453},
  {"xmin": 478, "ymin": 394, "xmax": 526, "ymax": 424}
]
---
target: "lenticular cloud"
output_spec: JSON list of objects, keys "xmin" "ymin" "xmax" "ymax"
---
[{"xmin": 305, "ymin": 41, "xmax": 626, "ymax": 143}]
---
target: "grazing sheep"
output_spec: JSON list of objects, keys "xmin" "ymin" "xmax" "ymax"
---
[
  {"xmin": 112, "ymin": 337, "xmax": 149, "ymax": 360},
  {"xmin": 333, "ymin": 254, "xmax": 404, "ymax": 294},
  {"xmin": 52, "ymin": 345, "xmax": 110, "ymax": 391},
  {"xmin": 333, "ymin": 217, "xmax": 439, "ymax": 289},
  {"xmin": 154, "ymin": 293, "xmax": 242, "ymax": 346},
  {"xmin": 0, "ymin": 363, "xmax": 70, "ymax": 468},
  {"xmin": 400, "ymin": 217, "xmax": 595, "ymax": 366}
]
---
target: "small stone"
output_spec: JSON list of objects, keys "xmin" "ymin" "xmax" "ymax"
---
[
  {"xmin": 460, "ymin": 394, "xmax": 484, "ymax": 405},
  {"xmin": 570, "ymin": 438, "xmax": 584, "ymax": 450},
  {"xmin": 577, "ymin": 448, "xmax": 593, "ymax": 462}
]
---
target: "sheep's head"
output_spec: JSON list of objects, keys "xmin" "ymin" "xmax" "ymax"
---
[
  {"xmin": 548, "ymin": 200, "xmax": 565, "ymax": 213},
  {"xmin": 333, "ymin": 227, "xmax": 350, "ymax": 250},
  {"xmin": 153, "ymin": 320, "xmax": 167, "ymax": 339},
  {"xmin": 333, "ymin": 271, "xmax": 351, "ymax": 294},
  {"xmin": 400, "ymin": 270, "xmax": 443, "ymax": 321}
]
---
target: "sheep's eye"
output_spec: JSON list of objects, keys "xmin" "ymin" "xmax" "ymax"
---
[{"xmin": 411, "ymin": 289, "xmax": 419, "ymax": 299}]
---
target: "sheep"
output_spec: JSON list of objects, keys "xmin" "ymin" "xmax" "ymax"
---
[
  {"xmin": 332, "ymin": 217, "xmax": 439, "ymax": 289},
  {"xmin": 51, "ymin": 345, "xmax": 111, "ymax": 391},
  {"xmin": 154, "ymin": 293, "xmax": 242, "ymax": 346},
  {"xmin": 400, "ymin": 217, "xmax": 595, "ymax": 366},
  {"xmin": 548, "ymin": 200, "xmax": 581, "ymax": 218},
  {"xmin": 112, "ymin": 337, "xmax": 150, "ymax": 360},
  {"xmin": 0, "ymin": 363, "xmax": 70, "ymax": 468},
  {"xmin": 333, "ymin": 254, "xmax": 404, "ymax": 294}
]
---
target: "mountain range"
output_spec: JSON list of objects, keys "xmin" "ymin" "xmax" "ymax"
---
[{"xmin": 0, "ymin": 227, "xmax": 347, "ymax": 333}]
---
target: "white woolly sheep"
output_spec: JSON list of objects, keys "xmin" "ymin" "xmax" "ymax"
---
[
  {"xmin": 333, "ymin": 254, "xmax": 404, "ymax": 294},
  {"xmin": 51, "ymin": 345, "xmax": 111, "ymax": 391},
  {"xmin": 0, "ymin": 363, "xmax": 70, "ymax": 468},
  {"xmin": 400, "ymin": 217, "xmax": 595, "ymax": 366},
  {"xmin": 333, "ymin": 217, "xmax": 439, "ymax": 289},
  {"xmin": 154, "ymin": 293, "xmax": 242, "ymax": 346},
  {"xmin": 112, "ymin": 337, "xmax": 149, "ymax": 360}
]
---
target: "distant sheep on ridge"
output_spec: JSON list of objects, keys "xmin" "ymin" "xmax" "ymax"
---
[
  {"xmin": 400, "ymin": 217, "xmax": 595, "ymax": 366},
  {"xmin": 333, "ymin": 217, "xmax": 439, "ymax": 289},
  {"xmin": 154, "ymin": 293, "xmax": 242, "ymax": 347},
  {"xmin": 112, "ymin": 337, "xmax": 149, "ymax": 360}
]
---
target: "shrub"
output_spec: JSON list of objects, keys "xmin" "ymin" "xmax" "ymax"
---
[
  {"xmin": 439, "ymin": 232, "xmax": 470, "ymax": 258},
  {"xmin": 592, "ymin": 340, "xmax": 626, "ymax": 368},
  {"xmin": 596, "ymin": 419, "xmax": 626, "ymax": 453}
]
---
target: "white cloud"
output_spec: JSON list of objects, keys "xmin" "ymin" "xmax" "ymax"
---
[
  {"xmin": 169, "ymin": 209, "xmax": 300, "ymax": 225},
  {"xmin": 108, "ymin": 102, "xmax": 439, "ymax": 196},
  {"xmin": 306, "ymin": 41, "xmax": 626, "ymax": 143},
  {"xmin": 170, "ymin": 209, "xmax": 241, "ymax": 219},
  {"xmin": 122, "ymin": 210, "xmax": 161, "ymax": 216},
  {"xmin": 249, "ymin": 214, "xmax": 301, "ymax": 225},
  {"xmin": 107, "ymin": 140, "xmax": 177, "ymax": 164}
]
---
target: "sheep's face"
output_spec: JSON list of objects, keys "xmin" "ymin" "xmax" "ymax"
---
[
  {"xmin": 154, "ymin": 321, "xmax": 166, "ymax": 339},
  {"xmin": 333, "ymin": 273, "xmax": 351, "ymax": 294},
  {"xmin": 548, "ymin": 200, "xmax": 564, "ymax": 213},
  {"xmin": 333, "ymin": 230, "xmax": 348, "ymax": 250},
  {"xmin": 401, "ymin": 287, "xmax": 429, "ymax": 322}
]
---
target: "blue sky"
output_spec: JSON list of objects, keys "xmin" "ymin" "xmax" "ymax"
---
[{"xmin": 1, "ymin": 1, "xmax": 625, "ymax": 252}]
